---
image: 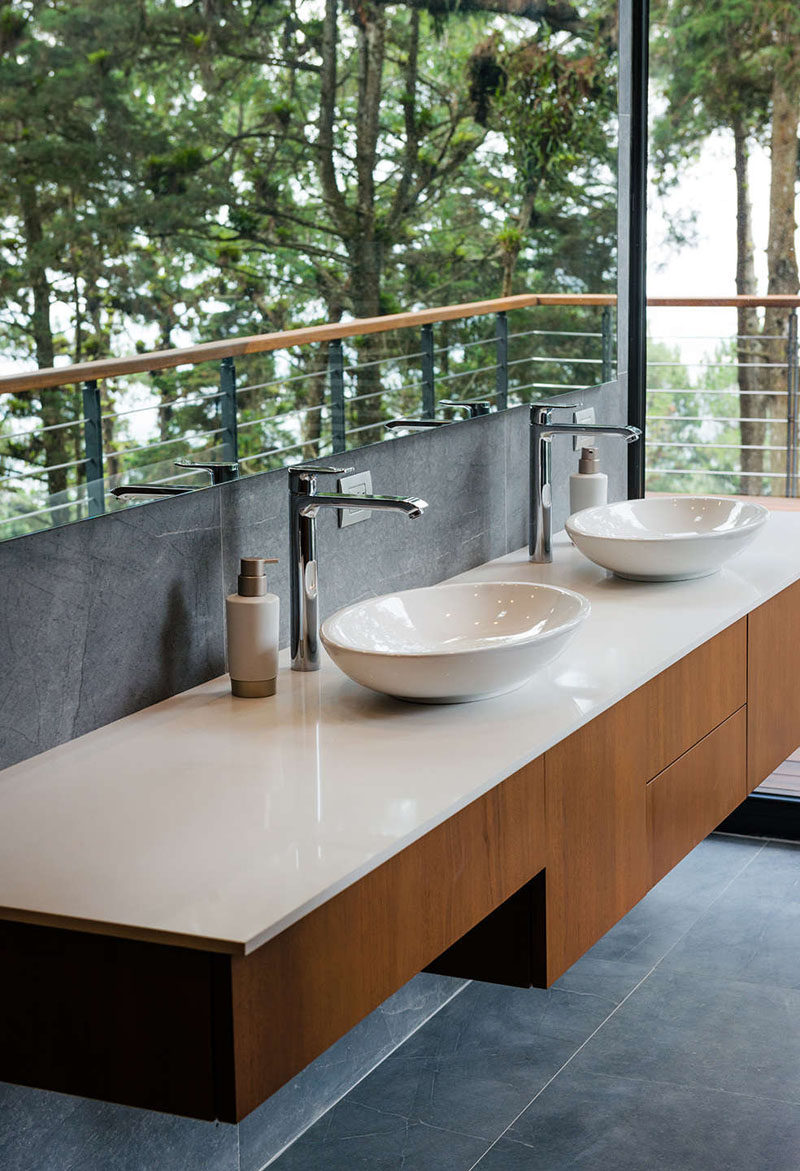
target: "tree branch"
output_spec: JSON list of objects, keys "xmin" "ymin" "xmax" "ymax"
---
[
  {"xmin": 388, "ymin": 10, "xmax": 420, "ymax": 229},
  {"xmin": 401, "ymin": 0, "xmax": 588, "ymax": 36}
]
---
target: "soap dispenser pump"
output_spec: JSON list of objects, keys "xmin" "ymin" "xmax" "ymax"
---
[
  {"xmin": 569, "ymin": 446, "xmax": 608, "ymax": 516},
  {"xmin": 226, "ymin": 558, "xmax": 280, "ymax": 697}
]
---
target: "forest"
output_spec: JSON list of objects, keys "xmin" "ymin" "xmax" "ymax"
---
[
  {"xmin": 649, "ymin": 0, "xmax": 800, "ymax": 497},
  {"xmin": 0, "ymin": 0, "xmax": 618, "ymax": 531},
  {"xmin": 3, "ymin": 0, "xmax": 799, "ymax": 536}
]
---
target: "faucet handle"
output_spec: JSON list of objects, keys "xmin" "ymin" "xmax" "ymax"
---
[
  {"xmin": 441, "ymin": 400, "xmax": 491, "ymax": 418},
  {"xmin": 289, "ymin": 463, "xmax": 355, "ymax": 476},
  {"xmin": 174, "ymin": 458, "xmax": 239, "ymax": 485},
  {"xmin": 288, "ymin": 462, "xmax": 355, "ymax": 490}
]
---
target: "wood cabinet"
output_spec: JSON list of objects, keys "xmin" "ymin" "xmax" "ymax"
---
[
  {"xmin": 226, "ymin": 755, "xmax": 545, "ymax": 1119},
  {"xmin": 747, "ymin": 580, "xmax": 800, "ymax": 791},
  {"xmin": 544, "ymin": 620, "xmax": 746, "ymax": 982},
  {"xmin": 0, "ymin": 756, "xmax": 546, "ymax": 1123},
  {"xmin": 8, "ymin": 601, "xmax": 800, "ymax": 1124},
  {"xmin": 648, "ymin": 708, "xmax": 747, "ymax": 886}
]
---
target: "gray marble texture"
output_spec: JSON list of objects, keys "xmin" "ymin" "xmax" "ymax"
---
[{"xmin": 0, "ymin": 385, "xmax": 624, "ymax": 772}]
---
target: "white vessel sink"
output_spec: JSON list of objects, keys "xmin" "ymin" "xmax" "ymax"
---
[
  {"xmin": 320, "ymin": 581, "xmax": 590, "ymax": 703},
  {"xmin": 566, "ymin": 496, "xmax": 769, "ymax": 581}
]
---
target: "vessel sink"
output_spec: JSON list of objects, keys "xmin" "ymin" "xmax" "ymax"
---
[
  {"xmin": 320, "ymin": 581, "xmax": 590, "ymax": 703},
  {"xmin": 565, "ymin": 496, "xmax": 769, "ymax": 581}
]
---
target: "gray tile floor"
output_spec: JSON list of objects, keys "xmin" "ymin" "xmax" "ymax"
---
[{"xmin": 271, "ymin": 835, "xmax": 800, "ymax": 1170}]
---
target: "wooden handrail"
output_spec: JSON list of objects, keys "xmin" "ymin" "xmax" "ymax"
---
[
  {"xmin": 2, "ymin": 292, "xmax": 800, "ymax": 395},
  {"xmin": 646, "ymin": 296, "xmax": 800, "ymax": 308},
  {"xmin": 0, "ymin": 295, "xmax": 614, "ymax": 395}
]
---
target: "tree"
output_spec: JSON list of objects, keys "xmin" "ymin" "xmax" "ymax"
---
[
  {"xmin": 1, "ymin": 0, "xmax": 621, "ymax": 527},
  {"xmin": 652, "ymin": 0, "xmax": 800, "ymax": 495}
]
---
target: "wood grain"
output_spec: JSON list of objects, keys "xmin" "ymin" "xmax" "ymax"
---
[
  {"xmin": 0, "ymin": 920, "xmax": 219, "ymax": 1119},
  {"xmin": 544, "ymin": 620, "xmax": 747, "ymax": 982},
  {"xmin": 425, "ymin": 872, "xmax": 546, "ymax": 989},
  {"xmin": 0, "ymin": 295, "xmax": 615, "ymax": 393},
  {"xmin": 226, "ymin": 757, "xmax": 546, "ymax": 1119},
  {"xmin": 5, "ymin": 296, "xmax": 800, "ymax": 394},
  {"xmin": 648, "ymin": 708, "xmax": 747, "ymax": 886},
  {"xmin": 747, "ymin": 580, "xmax": 800, "ymax": 790}
]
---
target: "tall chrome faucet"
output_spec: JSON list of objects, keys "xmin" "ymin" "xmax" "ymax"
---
[
  {"xmin": 289, "ymin": 464, "xmax": 427, "ymax": 671},
  {"xmin": 110, "ymin": 458, "xmax": 239, "ymax": 501},
  {"xmin": 530, "ymin": 403, "xmax": 641, "ymax": 563}
]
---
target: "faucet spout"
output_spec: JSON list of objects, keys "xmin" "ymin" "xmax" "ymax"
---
[
  {"xmin": 289, "ymin": 465, "xmax": 428, "ymax": 671},
  {"xmin": 299, "ymin": 493, "xmax": 427, "ymax": 519},
  {"xmin": 529, "ymin": 404, "xmax": 642, "ymax": 563}
]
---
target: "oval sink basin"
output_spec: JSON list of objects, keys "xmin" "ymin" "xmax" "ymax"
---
[
  {"xmin": 320, "ymin": 581, "xmax": 590, "ymax": 703},
  {"xmin": 565, "ymin": 496, "xmax": 769, "ymax": 581}
]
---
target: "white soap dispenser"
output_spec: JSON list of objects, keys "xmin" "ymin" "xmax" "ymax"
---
[
  {"xmin": 569, "ymin": 446, "xmax": 607, "ymax": 516},
  {"xmin": 226, "ymin": 557, "xmax": 280, "ymax": 697}
]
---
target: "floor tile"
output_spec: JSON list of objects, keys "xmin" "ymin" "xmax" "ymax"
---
[
  {"xmin": 552, "ymin": 953, "xmax": 652, "ymax": 1004},
  {"xmin": 0, "ymin": 1083, "xmax": 237, "ymax": 1171},
  {"xmin": 270, "ymin": 1098, "xmax": 485, "ymax": 1170},
  {"xmin": 398, "ymin": 978, "xmax": 620, "ymax": 1056},
  {"xmin": 475, "ymin": 1070, "xmax": 800, "ymax": 1170},
  {"xmin": 571, "ymin": 967, "xmax": 800, "ymax": 1104},
  {"xmin": 723, "ymin": 840, "xmax": 800, "ymax": 905},
  {"xmin": 239, "ymin": 973, "xmax": 466, "ymax": 1171},
  {"xmin": 347, "ymin": 1040, "xmax": 574, "ymax": 1143},
  {"xmin": 588, "ymin": 836, "xmax": 761, "ymax": 966},
  {"xmin": 659, "ymin": 888, "xmax": 800, "ymax": 990}
]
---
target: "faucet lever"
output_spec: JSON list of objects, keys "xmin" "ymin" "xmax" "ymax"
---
[
  {"xmin": 289, "ymin": 463, "xmax": 354, "ymax": 476},
  {"xmin": 440, "ymin": 400, "xmax": 492, "ymax": 418},
  {"xmin": 288, "ymin": 463, "xmax": 356, "ymax": 491},
  {"xmin": 174, "ymin": 458, "xmax": 239, "ymax": 485}
]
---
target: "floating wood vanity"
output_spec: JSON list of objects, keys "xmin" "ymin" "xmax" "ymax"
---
[{"xmin": 1, "ymin": 526, "xmax": 799, "ymax": 1123}]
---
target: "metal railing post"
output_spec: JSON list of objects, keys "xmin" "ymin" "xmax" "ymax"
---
[
  {"xmin": 495, "ymin": 312, "xmax": 508, "ymax": 410},
  {"xmin": 421, "ymin": 324, "xmax": 435, "ymax": 419},
  {"xmin": 219, "ymin": 356, "xmax": 239, "ymax": 463},
  {"xmin": 786, "ymin": 310, "xmax": 799, "ymax": 497},
  {"xmin": 328, "ymin": 339, "xmax": 346, "ymax": 453},
  {"xmin": 601, "ymin": 306, "xmax": 614, "ymax": 385},
  {"xmin": 82, "ymin": 379, "xmax": 105, "ymax": 517}
]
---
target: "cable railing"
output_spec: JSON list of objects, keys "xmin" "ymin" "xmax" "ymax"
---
[
  {"xmin": 645, "ymin": 300, "xmax": 800, "ymax": 498},
  {"xmin": 0, "ymin": 294, "xmax": 616, "ymax": 538},
  {"xmin": 3, "ymin": 293, "xmax": 800, "ymax": 540}
]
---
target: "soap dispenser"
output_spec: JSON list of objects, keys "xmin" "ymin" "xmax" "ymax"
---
[
  {"xmin": 226, "ymin": 558, "xmax": 280, "ymax": 697},
  {"xmin": 569, "ymin": 446, "xmax": 608, "ymax": 516}
]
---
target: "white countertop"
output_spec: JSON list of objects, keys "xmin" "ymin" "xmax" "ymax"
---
[{"xmin": 2, "ymin": 516, "xmax": 800, "ymax": 955}]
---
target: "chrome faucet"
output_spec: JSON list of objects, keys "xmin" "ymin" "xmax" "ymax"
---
[
  {"xmin": 289, "ymin": 464, "xmax": 427, "ymax": 671},
  {"xmin": 111, "ymin": 458, "xmax": 239, "ymax": 501},
  {"xmin": 530, "ymin": 403, "xmax": 641, "ymax": 563},
  {"xmin": 385, "ymin": 400, "xmax": 491, "ymax": 432}
]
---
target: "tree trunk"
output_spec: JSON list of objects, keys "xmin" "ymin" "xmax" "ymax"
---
[
  {"xmin": 500, "ymin": 186, "xmax": 538, "ymax": 297},
  {"xmin": 733, "ymin": 119, "xmax": 763, "ymax": 495},
  {"xmin": 19, "ymin": 180, "xmax": 68, "ymax": 504},
  {"xmin": 763, "ymin": 74, "xmax": 799, "ymax": 496},
  {"xmin": 349, "ymin": 1, "xmax": 387, "ymax": 432}
]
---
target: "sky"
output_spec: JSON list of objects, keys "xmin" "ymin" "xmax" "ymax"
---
[{"xmin": 645, "ymin": 128, "xmax": 796, "ymax": 366}]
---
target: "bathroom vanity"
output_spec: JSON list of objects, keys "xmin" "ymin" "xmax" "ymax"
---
[{"xmin": 1, "ymin": 515, "xmax": 799, "ymax": 1122}]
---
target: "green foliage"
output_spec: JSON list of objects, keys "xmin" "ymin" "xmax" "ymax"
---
[{"xmin": 0, "ymin": 0, "xmax": 620, "ymax": 529}]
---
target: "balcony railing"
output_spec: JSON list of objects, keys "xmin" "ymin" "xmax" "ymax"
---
[
  {"xmin": 2, "ymin": 294, "xmax": 800, "ymax": 540},
  {"xmin": 0, "ymin": 294, "xmax": 616, "ymax": 538}
]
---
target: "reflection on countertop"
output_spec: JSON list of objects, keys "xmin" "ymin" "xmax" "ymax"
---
[{"xmin": 0, "ymin": 516, "xmax": 792, "ymax": 957}]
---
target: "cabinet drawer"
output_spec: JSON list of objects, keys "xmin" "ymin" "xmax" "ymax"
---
[
  {"xmin": 544, "ymin": 621, "xmax": 746, "ymax": 982},
  {"xmin": 648, "ymin": 708, "xmax": 747, "ymax": 886},
  {"xmin": 636, "ymin": 619, "xmax": 746, "ymax": 780}
]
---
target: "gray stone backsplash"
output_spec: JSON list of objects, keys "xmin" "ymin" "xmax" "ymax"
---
[{"xmin": 0, "ymin": 395, "xmax": 625, "ymax": 771}]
